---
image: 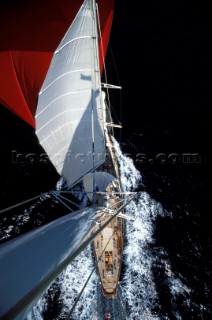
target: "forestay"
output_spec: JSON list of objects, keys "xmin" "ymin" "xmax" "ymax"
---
[{"xmin": 36, "ymin": 0, "xmax": 105, "ymax": 187}]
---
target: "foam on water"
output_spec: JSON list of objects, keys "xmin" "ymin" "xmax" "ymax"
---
[
  {"xmin": 113, "ymin": 138, "xmax": 167, "ymax": 319},
  {"xmin": 58, "ymin": 244, "xmax": 98, "ymax": 319},
  {"xmin": 28, "ymin": 139, "xmax": 195, "ymax": 320},
  {"xmin": 27, "ymin": 245, "xmax": 98, "ymax": 320},
  {"xmin": 0, "ymin": 193, "xmax": 52, "ymax": 243},
  {"xmin": 113, "ymin": 139, "xmax": 203, "ymax": 320}
]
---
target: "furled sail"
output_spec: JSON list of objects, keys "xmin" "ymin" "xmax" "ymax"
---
[{"xmin": 36, "ymin": 0, "xmax": 106, "ymax": 187}]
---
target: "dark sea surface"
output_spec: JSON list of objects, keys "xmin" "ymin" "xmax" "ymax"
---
[
  {"xmin": 0, "ymin": 0, "xmax": 210, "ymax": 319},
  {"xmin": 0, "ymin": 111, "xmax": 210, "ymax": 320}
]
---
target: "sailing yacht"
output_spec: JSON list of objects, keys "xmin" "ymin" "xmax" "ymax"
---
[
  {"xmin": 86, "ymin": 112, "xmax": 124, "ymax": 298},
  {"xmin": 0, "ymin": 0, "xmax": 135, "ymax": 318},
  {"xmin": 35, "ymin": 0, "xmax": 125, "ymax": 298}
]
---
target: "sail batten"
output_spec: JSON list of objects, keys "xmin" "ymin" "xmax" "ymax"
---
[{"xmin": 36, "ymin": 0, "xmax": 105, "ymax": 187}]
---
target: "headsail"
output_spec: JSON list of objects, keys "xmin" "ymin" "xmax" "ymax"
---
[
  {"xmin": 36, "ymin": 0, "xmax": 105, "ymax": 187},
  {"xmin": 0, "ymin": 0, "xmax": 114, "ymax": 127}
]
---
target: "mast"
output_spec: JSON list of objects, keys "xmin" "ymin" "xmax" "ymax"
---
[
  {"xmin": 91, "ymin": 0, "xmax": 100, "ymax": 206},
  {"xmin": 0, "ymin": 196, "xmax": 136, "ymax": 320}
]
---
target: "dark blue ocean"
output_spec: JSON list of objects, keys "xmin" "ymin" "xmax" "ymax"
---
[{"xmin": 0, "ymin": 110, "xmax": 210, "ymax": 319}]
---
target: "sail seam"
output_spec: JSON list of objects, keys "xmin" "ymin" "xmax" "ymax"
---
[
  {"xmin": 40, "ymin": 69, "xmax": 95, "ymax": 95},
  {"xmin": 55, "ymin": 36, "xmax": 94, "ymax": 54},
  {"xmin": 37, "ymin": 112, "xmax": 92, "ymax": 136},
  {"xmin": 36, "ymin": 110, "xmax": 79, "ymax": 134},
  {"xmin": 51, "ymin": 143, "xmax": 70, "ymax": 162},
  {"xmin": 35, "ymin": 90, "xmax": 90, "ymax": 118},
  {"xmin": 39, "ymin": 115, "xmax": 98, "ymax": 146},
  {"xmin": 40, "ymin": 121, "xmax": 74, "ymax": 144}
]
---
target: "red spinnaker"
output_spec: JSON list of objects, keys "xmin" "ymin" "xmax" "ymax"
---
[{"xmin": 0, "ymin": 0, "xmax": 114, "ymax": 127}]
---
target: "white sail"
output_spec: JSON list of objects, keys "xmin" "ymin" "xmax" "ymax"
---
[
  {"xmin": 83, "ymin": 172, "xmax": 116, "ymax": 201},
  {"xmin": 35, "ymin": 0, "xmax": 105, "ymax": 187}
]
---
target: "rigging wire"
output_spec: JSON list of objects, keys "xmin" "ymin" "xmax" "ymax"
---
[
  {"xmin": 53, "ymin": 192, "xmax": 80, "ymax": 209},
  {"xmin": 108, "ymin": 42, "xmax": 121, "ymax": 87},
  {"xmin": 51, "ymin": 191, "xmax": 74, "ymax": 212},
  {"xmin": 96, "ymin": 3, "xmax": 110, "ymax": 106},
  {"xmin": 91, "ymin": 0, "xmax": 101, "ymax": 208},
  {"xmin": 65, "ymin": 197, "xmax": 133, "ymax": 319},
  {"xmin": 65, "ymin": 227, "xmax": 116, "ymax": 319},
  {"xmin": 64, "ymin": 194, "xmax": 137, "ymax": 318},
  {"xmin": 96, "ymin": 3, "xmax": 123, "ymax": 142},
  {"xmin": 96, "ymin": 3, "xmax": 115, "ymax": 138},
  {"xmin": 108, "ymin": 43, "xmax": 123, "ymax": 142},
  {"xmin": 0, "ymin": 192, "xmax": 48, "ymax": 215},
  {"xmin": 3, "ymin": 194, "xmax": 136, "ymax": 320}
]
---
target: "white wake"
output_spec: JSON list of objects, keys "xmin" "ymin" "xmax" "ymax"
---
[
  {"xmin": 57, "ymin": 244, "xmax": 98, "ymax": 319},
  {"xmin": 113, "ymin": 138, "xmax": 193, "ymax": 320},
  {"xmin": 113, "ymin": 138, "xmax": 164, "ymax": 319},
  {"xmin": 28, "ymin": 138, "xmax": 190, "ymax": 320},
  {"xmin": 27, "ymin": 245, "xmax": 98, "ymax": 320}
]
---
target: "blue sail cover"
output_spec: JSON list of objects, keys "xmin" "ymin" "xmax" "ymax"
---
[{"xmin": 0, "ymin": 208, "xmax": 96, "ymax": 319}]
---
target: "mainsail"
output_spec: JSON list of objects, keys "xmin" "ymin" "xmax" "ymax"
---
[{"xmin": 36, "ymin": 0, "xmax": 105, "ymax": 187}]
